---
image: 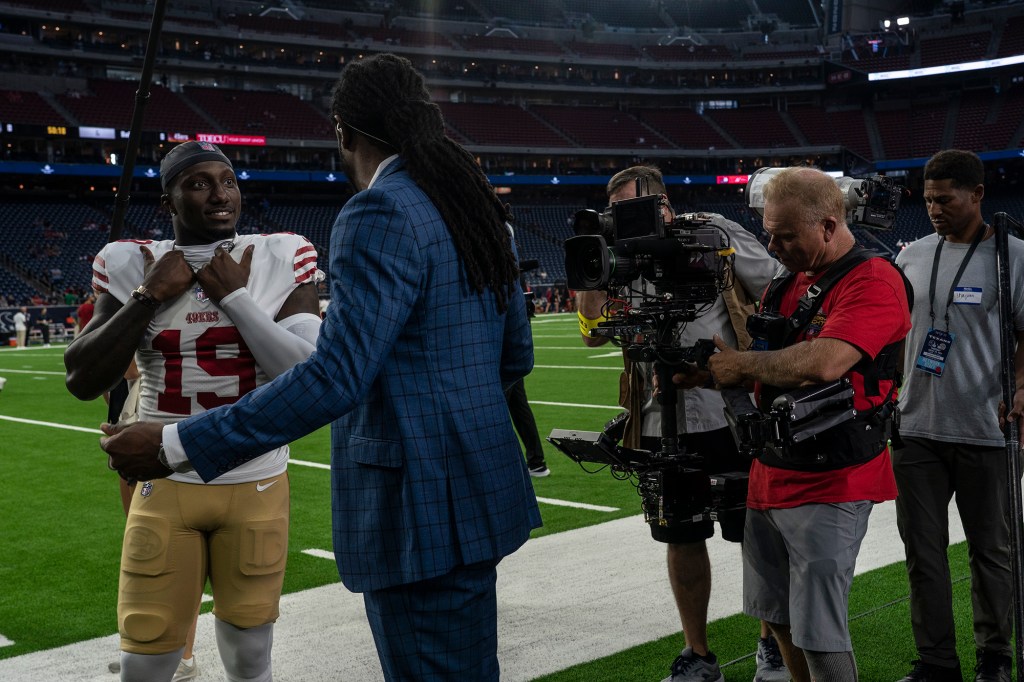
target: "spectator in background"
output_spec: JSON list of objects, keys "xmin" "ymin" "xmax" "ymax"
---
[
  {"xmin": 75, "ymin": 293, "xmax": 95, "ymax": 336},
  {"xmin": 35, "ymin": 307, "xmax": 51, "ymax": 347},
  {"xmin": 506, "ymin": 278, "xmax": 549, "ymax": 477},
  {"xmin": 13, "ymin": 306, "xmax": 28, "ymax": 348},
  {"xmin": 505, "ymin": 377, "xmax": 547, "ymax": 476}
]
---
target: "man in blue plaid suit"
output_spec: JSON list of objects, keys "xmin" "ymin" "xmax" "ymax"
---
[{"xmin": 102, "ymin": 53, "xmax": 542, "ymax": 681}]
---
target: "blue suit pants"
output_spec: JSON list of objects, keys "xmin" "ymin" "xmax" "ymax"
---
[{"xmin": 363, "ymin": 559, "xmax": 500, "ymax": 681}]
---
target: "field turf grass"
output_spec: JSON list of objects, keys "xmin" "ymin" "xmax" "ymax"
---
[{"xmin": 0, "ymin": 313, "xmax": 993, "ymax": 679}]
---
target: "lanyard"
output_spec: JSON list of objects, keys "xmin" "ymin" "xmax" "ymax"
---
[{"xmin": 928, "ymin": 224, "xmax": 986, "ymax": 330}]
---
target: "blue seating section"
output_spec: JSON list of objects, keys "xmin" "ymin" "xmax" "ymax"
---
[{"xmin": 6, "ymin": 197, "xmax": 1024, "ymax": 303}]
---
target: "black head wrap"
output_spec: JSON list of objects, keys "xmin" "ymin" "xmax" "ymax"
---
[{"xmin": 160, "ymin": 140, "xmax": 233, "ymax": 190}]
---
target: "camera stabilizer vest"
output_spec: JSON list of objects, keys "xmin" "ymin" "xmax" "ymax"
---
[{"xmin": 756, "ymin": 246, "xmax": 910, "ymax": 471}]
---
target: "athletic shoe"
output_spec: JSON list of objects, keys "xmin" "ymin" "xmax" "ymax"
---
[
  {"xmin": 975, "ymin": 651, "xmax": 1011, "ymax": 682},
  {"xmin": 661, "ymin": 646, "xmax": 725, "ymax": 682},
  {"xmin": 754, "ymin": 634, "xmax": 790, "ymax": 682},
  {"xmin": 528, "ymin": 465, "xmax": 551, "ymax": 478},
  {"xmin": 172, "ymin": 657, "xmax": 198, "ymax": 682},
  {"xmin": 897, "ymin": 660, "xmax": 962, "ymax": 681},
  {"xmin": 0, "ymin": 376, "xmax": 6, "ymax": 392}
]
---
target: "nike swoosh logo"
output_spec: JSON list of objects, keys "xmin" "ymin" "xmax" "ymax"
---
[{"xmin": 256, "ymin": 480, "xmax": 279, "ymax": 492}]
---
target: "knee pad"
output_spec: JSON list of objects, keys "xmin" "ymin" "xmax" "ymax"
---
[
  {"xmin": 215, "ymin": 618, "xmax": 274, "ymax": 682},
  {"xmin": 119, "ymin": 513, "xmax": 181, "ymax": 650}
]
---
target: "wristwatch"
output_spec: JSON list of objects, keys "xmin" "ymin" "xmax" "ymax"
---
[
  {"xmin": 157, "ymin": 443, "xmax": 172, "ymax": 471},
  {"xmin": 131, "ymin": 285, "xmax": 162, "ymax": 310}
]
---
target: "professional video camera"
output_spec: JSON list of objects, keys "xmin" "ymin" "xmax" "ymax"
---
[
  {"xmin": 745, "ymin": 166, "xmax": 904, "ymax": 231},
  {"xmin": 565, "ymin": 195, "xmax": 731, "ymax": 307},
  {"xmin": 548, "ymin": 411, "xmax": 748, "ymax": 542},
  {"xmin": 550, "ymin": 180, "xmax": 746, "ymax": 539}
]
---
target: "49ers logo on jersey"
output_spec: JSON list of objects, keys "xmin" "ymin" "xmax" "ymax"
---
[{"xmin": 186, "ymin": 311, "xmax": 220, "ymax": 324}]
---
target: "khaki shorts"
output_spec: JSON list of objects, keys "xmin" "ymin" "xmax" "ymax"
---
[{"xmin": 118, "ymin": 475, "xmax": 289, "ymax": 654}]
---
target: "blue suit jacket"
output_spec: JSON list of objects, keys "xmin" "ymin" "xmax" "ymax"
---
[{"xmin": 177, "ymin": 158, "xmax": 541, "ymax": 591}]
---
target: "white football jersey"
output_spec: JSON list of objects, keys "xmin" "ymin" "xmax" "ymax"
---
[{"xmin": 93, "ymin": 233, "xmax": 318, "ymax": 484}]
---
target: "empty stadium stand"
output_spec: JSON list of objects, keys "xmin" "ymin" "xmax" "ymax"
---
[
  {"xmin": 56, "ymin": 80, "xmax": 209, "ymax": 133},
  {"xmin": 530, "ymin": 105, "xmax": 672, "ymax": 149},
  {"xmin": 183, "ymin": 86, "xmax": 333, "ymax": 140},
  {"xmin": 438, "ymin": 102, "xmax": 575, "ymax": 148}
]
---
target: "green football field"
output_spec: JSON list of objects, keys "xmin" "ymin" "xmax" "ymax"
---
[{"xmin": 0, "ymin": 313, "xmax": 992, "ymax": 679}]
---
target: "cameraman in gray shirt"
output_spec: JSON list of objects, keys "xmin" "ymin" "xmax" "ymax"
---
[{"xmin": 576, "ymin": 166, "xmax": 782, "ymax": 682}]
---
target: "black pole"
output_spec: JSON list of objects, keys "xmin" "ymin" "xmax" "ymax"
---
[
  {"xmin": 108, "ymin": 0, "xmax": 169, "ymax": 244},
  {"xmin": 994, "ymin": 211, "xmax": 1024, "ymax": 682}
]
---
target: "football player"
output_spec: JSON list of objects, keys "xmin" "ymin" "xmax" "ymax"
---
[{"xmin": 65, "ymin": 140, "xmax": 322, "ymax": 682}]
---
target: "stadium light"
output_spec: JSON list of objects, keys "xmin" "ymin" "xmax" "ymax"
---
[{"xmin": 881, "ymin": 16, "xmax": 910, "ymax": 29}]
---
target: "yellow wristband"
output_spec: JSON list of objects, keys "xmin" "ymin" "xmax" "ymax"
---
[{"xmin": 578, "ymin": 310, "xmax": 608, "ymax": 336}]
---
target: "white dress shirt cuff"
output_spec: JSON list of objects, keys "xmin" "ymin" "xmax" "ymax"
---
[{"xmin": 161, "ymin": 423, "xmax": 193, "ymax": 472}]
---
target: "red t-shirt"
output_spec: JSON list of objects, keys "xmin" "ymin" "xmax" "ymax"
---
[
  {"xmin": 76, "ymin": 301, "xmax": 94, "ymax": 328},
  {"xmin": 746, "ymin": 257, "xmax": 911, "ymax": 510}
]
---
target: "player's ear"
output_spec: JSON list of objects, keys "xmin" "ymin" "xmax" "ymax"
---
[{"xmin": 160, "ymin": 193, "xmax": 174, "ymax": 215}]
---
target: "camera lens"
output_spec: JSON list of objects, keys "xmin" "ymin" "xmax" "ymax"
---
[
  {"xmin": 577, "ymin": 240, "xmax": 607, "ymax": 287},
  {"xmin": 565, "ymin": 235, "xmax": 612, "ymax": 290}
]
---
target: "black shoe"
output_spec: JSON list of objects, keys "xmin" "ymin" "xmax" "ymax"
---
[
  {"xmin": 528, "ymin": 464, "xmax": 550, "ymax": 478},
  {"xmin": 975, "ymin": 651, "xmax": 1011, "ymax": 682},
  {"xmin": 897, "ymin": 660, "xmax": 962, "ymax": 682}
]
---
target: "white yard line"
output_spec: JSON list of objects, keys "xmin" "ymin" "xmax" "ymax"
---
[
  {"xmin": 532, "ymin": 364, "xmax": 621, "ymax": 371},
  {"xmin": 0, "ymin": 503, "xmax": 960, "ymax": 682},
  {"xmin": 0, "ymin": 368, "xmax": 66, "ymax": 375},
  {"xmin": 0, "ymin": 414, "xmax": 103, "ymax": 433},
  {"xmin": 529, "ymin": 400, "xmax": 622, "ymax": 409},
  {"xmin": 535, "ymin": 496, "xmax": 618, "ymax": 512}
]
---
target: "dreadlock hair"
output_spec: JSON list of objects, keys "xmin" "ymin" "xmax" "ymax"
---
[{"xmin": 330, "ymin": 53, "xmax": 518, "ymax": 313}]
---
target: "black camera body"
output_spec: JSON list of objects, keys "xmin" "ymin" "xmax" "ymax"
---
[
  {"xmin": 638, "ymin": 464, "xmax": 711, "ymax": 527},
  {"xmin": 847, "ymin": 174, "xmax": 902, "ymax": 230},
  {"xmin": 564, "ymin": 196, "xmax": 727, "ymax": 308},
  {"xmin": 746, "ymin": 167, "xmax": 905, "ymax": 231},
  {"xmin": 548, "ymin": 412, "xmax": 749, "ymax": 541},
  {"xmin": 745, "ymin": 310, "xmax": 789, "ymax": 351},
  {"xmin": 722, "ymin": 380, "xmax": 857, "ymax": 465}
]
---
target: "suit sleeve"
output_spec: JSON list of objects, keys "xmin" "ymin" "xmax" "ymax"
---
[{"xmin": 177, "ymin": 188, "xmax": 423, "ymax": 481}]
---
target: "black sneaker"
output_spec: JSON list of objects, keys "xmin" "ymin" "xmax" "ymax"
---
[
  {"xmin": 528, "ymin": 464, "xmax": 550, "ymax": 478},
  {"xmin": 660, "ymin": 647, "xmax": 724, "ymax": 682},
  {"xmin": 754, "ymin": 634, "xmax": 790, "ymax": 682},
  {"xmin": 897, "ymin": 660, "xmax": 962, "ymax": 682},
  {"xmin": 975, "ymin": 651, "xmax": 1011, "ymax": 682}
]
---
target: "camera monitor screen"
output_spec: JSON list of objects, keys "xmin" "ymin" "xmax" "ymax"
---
[{"xmin": 612, "ymin": 195, "xmax": 662, "ymax": 240}]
